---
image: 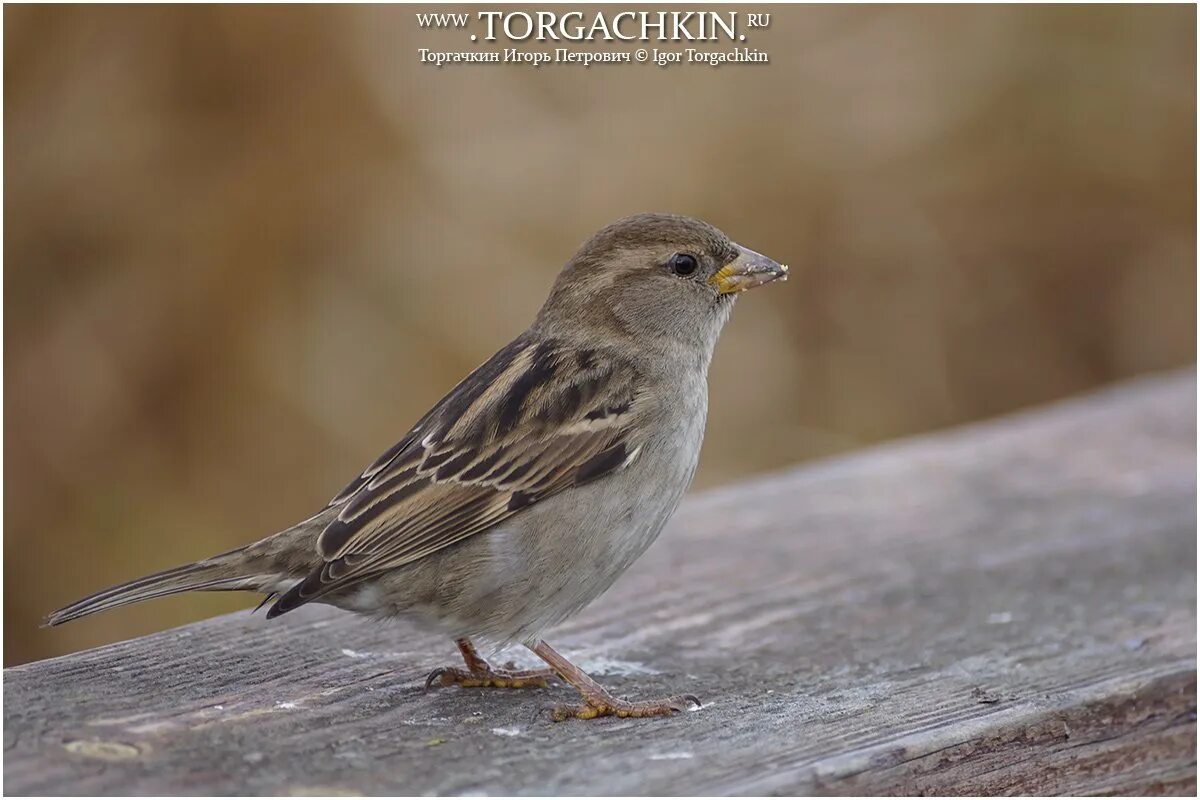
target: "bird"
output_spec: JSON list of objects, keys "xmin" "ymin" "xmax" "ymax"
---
[{"xmin": 46, "ymin": 212, "xmax": 788, "ymax": 721}]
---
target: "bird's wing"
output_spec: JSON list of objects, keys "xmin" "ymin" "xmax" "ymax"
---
[{"xmin": 267, "ymin": 335, "xmax": 645, "ymax": 617}]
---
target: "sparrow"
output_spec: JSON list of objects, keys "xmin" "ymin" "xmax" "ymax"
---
[{"xmin": 46, "ymin": 213, "xmax": 788, "ymax": 721}]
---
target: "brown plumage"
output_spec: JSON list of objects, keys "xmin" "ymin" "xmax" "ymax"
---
[
  {"xmin": 272, "ymin": 335, "xmax": 644, "ymax": 618},
  {"xmin": 47, "ymin": 213, "xmax": 788, "ymax": 721}
]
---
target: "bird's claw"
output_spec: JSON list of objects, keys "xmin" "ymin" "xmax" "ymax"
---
[
  {"xmin": 424, "ymin": 664, "xmax": 554, "ymax": 690},
  {"xmin": 541, "ymin": 693, "xmax": 702, "ymax": 722},
  {"xmin": 424, "ymin": 667, "xmax": 450, "ymax": 690}
]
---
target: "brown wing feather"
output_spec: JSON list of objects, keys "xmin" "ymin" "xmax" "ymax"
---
[{"xmin": 267, "ymin": 338, "xmax": 642, "ymax": 618}]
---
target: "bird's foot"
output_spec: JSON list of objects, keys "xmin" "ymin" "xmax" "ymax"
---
[
  {"xmin": 425, "ymin": 661, "xmax": 556, "ymax": 690},
  {"xmin": 543, "ymin": 692, "xmax": 700, "ymax": 721}
]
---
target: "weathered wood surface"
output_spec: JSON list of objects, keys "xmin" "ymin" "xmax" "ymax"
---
[{"xmin": 5, "ymin": 370, "xmax": 1196, "ymax": 796}]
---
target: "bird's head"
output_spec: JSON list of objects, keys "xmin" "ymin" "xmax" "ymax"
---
[{"xmin": 537, "ymin": 213, "xmax": 788, "ymax": 356}]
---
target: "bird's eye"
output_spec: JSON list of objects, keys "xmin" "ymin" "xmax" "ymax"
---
[{"xmin": 669, "ymin": 253, "xmax": 698, "ymax": 277}]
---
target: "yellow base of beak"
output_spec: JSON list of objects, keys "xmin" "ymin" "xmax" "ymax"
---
[{"xmin": 709, "ymin": 247, "xmax": 789, "ymax": 295}]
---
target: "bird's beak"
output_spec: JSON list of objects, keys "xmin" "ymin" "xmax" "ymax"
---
[{"xmin": 708, "ymin": 246, "xmax": 789, "ymax": 295}]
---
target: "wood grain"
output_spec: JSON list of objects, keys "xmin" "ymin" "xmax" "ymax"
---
[{"xmin": 5, "ymin": 370, "xmax": 1195, "ymax": 796}]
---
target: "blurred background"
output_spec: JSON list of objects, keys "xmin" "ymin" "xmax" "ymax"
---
[{"xmin": 5, "ymin": 5, "xmax": 1194, "ymax": 665}]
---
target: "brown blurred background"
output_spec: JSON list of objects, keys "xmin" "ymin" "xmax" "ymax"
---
[{"xmin": 5, "ymin": 5, "xmax": 1195, "ymax": 665}]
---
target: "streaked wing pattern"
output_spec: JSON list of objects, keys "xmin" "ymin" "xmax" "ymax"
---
[{"xmin": 267, "ymin": 336, "xmax": 643, "ymax": 617}]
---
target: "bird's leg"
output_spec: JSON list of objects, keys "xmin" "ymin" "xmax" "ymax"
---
[
  {"xmin": 425, "ymin": 637, "xmax": 556, "ymax": 690},
  {"xmin": 530, "ymin": 640, "xmax": 700, "ymax": 721}
]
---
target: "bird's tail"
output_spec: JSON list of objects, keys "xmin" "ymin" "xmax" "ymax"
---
[{"xmin": 44, "ymin": 544, "xmax": 278, "ymax": 627}]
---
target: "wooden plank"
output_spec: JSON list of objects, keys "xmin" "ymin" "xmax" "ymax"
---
[{"xmin": 4, "ymin": 370, "xmax": 1195, "ymax": 796}]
